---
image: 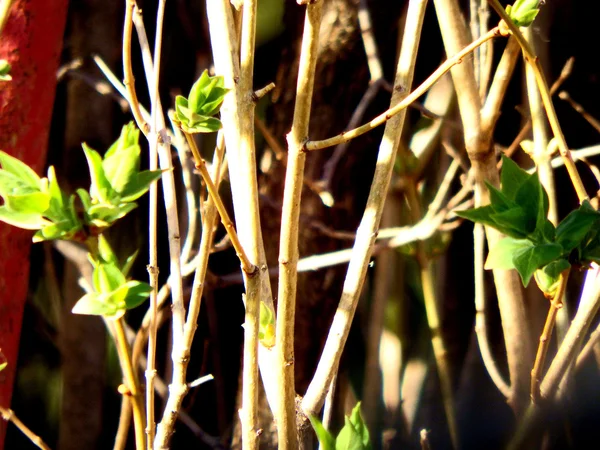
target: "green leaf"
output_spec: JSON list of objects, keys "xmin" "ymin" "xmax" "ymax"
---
[
  {"xmin": 556, "ymin": 200, "xmax": 600, "ymax": 253},
  {"xmin": 121, "ymin": 250, "xmax": 139, "ymax": 278},
  {"xmin": 309, "ymin": 415, "xmax": 336, "ymax": 450},
  {"xmin": 180, "ymin": 116, "xmax": 223, "ymax": 134},
  {"xmin": 119, "ymin": 170, "xmax": 163, "ymax": 202},
  {"xmin": 489, "ymin": 207, "xmax": 531, "ymax": 238},
  {"xmin": 336, "ymin": 417, "xmax": 366, "ymax": 450},
  {"xmin": 88, "ymin": 202, "xmax": 137, "ymax": 225},
  {"xmin": 534, "ymin": 259, "xmax": 570, "ymax": 296},
  {"xmin": 0, "ymin": 362, "xmax": 6, "ymax": 372},
  {"xmin": 93, "ymin": 262, "xmax": 126, "ymax": 294},
  {"xmin": 0, "ymin": 206, "xmax": 47, "ymax": 230},
  {"xmin": 72, "ymin": 293, "xmax": 118, "ymax": 316},
  {"xmin": 97, "ymin": 235, "xmax": 119, "ymax": 265},
  {"xmin": 83, "ymin": 144, "xmax": 113, "ymax": 203},
  {"xmin": 4, "ymin": 191, "xmax": 50, "ymax": 214},
  {"xmin": 103, "ymin": 143, "xmax": 140, "ymax": 194},
  {"xmin": 514, "ymin": 171, "xmax": 546, "ymax": 235},
  {"xmin": 0, "ymin": 151, "xmax": 42, "ymax": 188},
  {"xmin": 105, "ymin": 122, "xmax": 140, "ymax": 159},
  {"xmin": 45, "ymin": 166, "xmax": 67, "ymax": 220},
  {"xmin": 513, "ymin": 243, "xmax": 563, "ymax": 287},
  {"xmin": 123, "ymin": 280, "xmax": 152, "ymax": 310},
  {"xmin": 0, "ymin": 169, "xmax": 31, "ymax": 196},
  {"xmin": 455, "ymin": 205, "xmax": 498, "ymax": 229},
  {"xmin": 506, "ymin": 0, "xmax": 541, "ymax": 27},
  {"xmin": 346, "ymin": 402, "xmax": 371, "ymax": 450},
  {"xmin": 485, "ymin": 237, "xmax": 532, "ymax": 270},
  {"xmin": 486, "ymin": 182, "xmax": 516, "ymax": 213},
  {"xmin": 32, "ymin": 220, "xmax": 79, "ymax": 243},
  {"xmin": 500, "ymin": 155, "xmax": 530, "ymax": 200},
  {"xmin": 188, "ymin": 70, "xmax": 211, "ymax": 112},
  {"xmin": 0, "ymin": 59, "xmax": 11, "ymax": 81}
]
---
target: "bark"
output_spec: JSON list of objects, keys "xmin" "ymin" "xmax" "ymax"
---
[{"xmin": 0, "ymin": 1, "xmax": 68, "ymax": 448}]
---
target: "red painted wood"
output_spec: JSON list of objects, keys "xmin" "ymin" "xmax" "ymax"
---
[{"xmin": 0, "ymin": 0, "xmax": 68, "ymax": 447}]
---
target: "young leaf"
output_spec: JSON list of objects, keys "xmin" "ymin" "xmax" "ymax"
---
[
  {"xmin": 103, "ymin": 143, "xmax": 140, "ymax": 194},
  {"xmin": 336, "ymin": 416, "xmax": 366, "ymax": 450},
  {"xmin": 309, "ymin": 415, "xmax": 335, "ymax": 450},
  {"xmin": 455, "ymin": 205, "xmax": 499, "ymax": 229},
  {"xmin": 0, "ymin": 151, "xmax": 42, "ymax": 188},
  {"xmin": 121, "ymin": 250, "xmax": 139, "ymax": 278},
  {"xmin": 97, "ymin": 234, "xmax": 119, "ymax": 265},
  {"xmin": 0, "ymin": 59, "xmax": 11, "ymax": 81},
  {"xmin": 506, "ymin": 0, "xmax": 541, "ymax": 27},
  {"xmin": 486, "ymin": 183, "xmax": 516, "ymax": 213},
  {"xmin": 534, "ymin": 259, "xmax": 570, "ymax": 296},
  {"xmin": 72, "ymin": 293, "xmax": 118, "ymax": 316},
  {"xmin": 119, "ymin": 170, "xmax": 163, "ymax": 202},
  {"xmin": 485, "ymin": 237, "xmax": 532, "ymax": 270},
  {"xmin": 514, "ymin": 171, "xmax": 546, "ymax": 235},
  {"xmin": 105, "ymin": 122, "xmax": 140, "ymax": 158},
  {"xmin": 123, "ymin": 280, "xmax": 152, "ymax": 310},
  {"xmin": 4, "ymin": 191, "xmax": 50, "ymax": 214},
  {"xmin": 0, "ymin": 206, "xmax": 47, "ymax": 230},
  {"xmin": 489, "ymin": 207, "xmax": 531, "ymax": 238},
  {"xmin": 0, "ymin": 169, "xmax": 30, "ymax": 196},
  {"xmin": 93, "ymin": 262, "xmax": 126, "ymax": 294},
  {"xmin": 83, "ymin": 144, "xmax": 113, "ymax": 203},
  {"xmin": 188, "ymin": 70, "xmax": 211, "ymax": 112},
  {"xmin": 512, "ymin": 243, "xmax": 563, "ymax": 287},
  {"xmin": 32, "ymin": 220, "xmax": 79, "ymax": 243},
  {"xmin": 500, "ymin": 155, "xmax": 530, "ymax": 200},
  {"xmin": 556, "ymin": 200, "xmax": 600, "ymax": 253},
  {"xmin": 347, "ymin": 403, "xmax": 371, "ymax": 450},
  {"xmin": 0, "ymin": 362, "xmax": 6, "ymax": 372}
]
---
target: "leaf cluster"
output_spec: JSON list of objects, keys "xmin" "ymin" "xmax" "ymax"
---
[
  {"xmin": 457, "ymin": 156, "xmax": 600, "ymax": 294},
  {"xmin": 310, "ymin": 403, "xmax": 372, "ymax": 450},
  {"xmin": 71, "ymin": 235, "xmax": 151, "ymax": 318},
  {"xmin": 506, "ymin": 0, "xmax": 541, "ymax": 27},
  {"xmin": 172, "ymin": 70, "xmax": 228, "ymax": 134},
  {"xmin": 0, "ymin": 123, "xmax": 162, "ymax": 242}
]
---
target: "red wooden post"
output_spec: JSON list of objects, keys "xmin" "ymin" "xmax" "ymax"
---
[{"xmin": 0, "ymin": 0, "xmax": 68, "ymax": 447}]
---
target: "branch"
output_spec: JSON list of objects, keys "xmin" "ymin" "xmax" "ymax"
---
[
  {"xmin": 302, "ymin": 0, "xmax": 428, "ymax": 419},
  {"xmin": 0, "ymin": 406, "xmax": 51, "ymax": 450}
]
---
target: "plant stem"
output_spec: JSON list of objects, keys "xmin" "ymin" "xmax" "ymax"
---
[
  {"xmin": 302, "ymin": 0, "xmax": 427, "ymax": 420},
  {"xmin": 183, "ymin": 132, "xmax": 255, "ymax": 275},
  {"xmin": 122, "ymin": 0, "xmax": 148, "ymax": 134},
  {"xmin": 487, "ymin": 0, "xmax": 588, "ymax": 203},
  {"xmin": 276, "ymin": 2, "xmax": 323, "ymax": 448},
  {"xmin": 114, "ymin": 317, "xmax": 146, "ymax": 450},
  {"xmin": 0, "ymin": 406, "xmax": 51, "ymax": 450},
  {"xmin": 305, "ymin": 28, "xmax": 499, "ymax": 152},
  {"xmin": 530, "ymin": 271, "xmax": 569, "ymax": 404}
]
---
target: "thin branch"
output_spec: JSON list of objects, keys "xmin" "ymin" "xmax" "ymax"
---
[
  {"xmin": 474, "ymin": 221, "xmax": 511, "ymax": 399},
  {"xmin": 0, "ymin": 406, "xmax": 52, "ymax": 450},
  {"xmin": 184, "ymin": 133, "xmax": 256, "ymax": 274},
  {"xmin": 305, "ymin": 27, "xmax": 499, "ymax": 152},
  {"xmin": 559, "ymin": 91, "xmax": 600, "ymax": 134},
  {"xmin": 122, "ymin": 0, "xmax": 149, "ymax": 134},
  {"xmin": 277, "ymin": 2, "xmax": 324, "ymax": 448},
  {"xmin": 302, "ymin": 0, "xmax": 428, "ymax": 420},
  {"xmin": 530, "ymin": 271, "xmax": 570, "ymax": 404},
  {"xmin": 358, "ymin": 0, "xmax": 383, "ymax": 81}
]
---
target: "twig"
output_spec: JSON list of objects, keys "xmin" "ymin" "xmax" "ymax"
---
[
  {"xmin": 474, "ymin": 220, "xmax": 511, "ymax": 398},
  {"xmin": 531, "ymin": 271, "xmax": 570, "ymax": 404},
  {"xmin": 305, "ymin": 27, "xmax": 499, "ymax": 152},
  {"xmin": 559, "ymin": 91, "xmax": 600, "ymax": 134},
  {"xmin": 0, "ymin": 406, "xmax": 51, "ymax": 450},
  {"xmin": 122, "ymin": 0, "xmax": 149, "ymax": 134},
  {"xmin": 184, "ymin": 132, "xmax": 256, "ymax": 274},
  {"xmin": 488, "ymin": 0, "xmax": 588, "ymax": 203},
  {"xmin": 358, "ymin": 0, "xmax": 383, "ymax": 81},
  {"xmin": 420, "ymin": 429, "xmax": 432, "ymax": 450},
  {"xmin": 114, "ymin": 318, "xmax": 146, "ymax": 450},
  {"xmin": 302, "ymin": 0, "xmax": 427, "ymax": 421},
  {"xmin": 277, "ymin": 2, "xmax": 324, "ymax": 448}
]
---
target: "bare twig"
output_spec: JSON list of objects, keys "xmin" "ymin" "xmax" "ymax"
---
[
  {"xmin": 305, "ymin": 27, "xmax": 500, "ymax": 152},
  {"xmin": 302, "ymin": 0, "xmax": 428, "ymax": 421},
  {"xmin": 0, "ymin": 406, "xmax": 51, "ymax": 450},
  {"xmin": 559, "ymin": 91, "xmax": 600, "ymax": 134},
  {"xmin": 277, "ymin": 2, "xmax": 324, "ymax": 448}
]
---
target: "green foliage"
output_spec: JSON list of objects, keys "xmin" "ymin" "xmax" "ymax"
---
[
  {"xmin": 258, "ymin": 301, "xmax": 276, "ymax": 348},
  {"xmin": 310, "ymin": 402, "xmax": 372, "ymax": 450},
  {"xmin": 457, "ymin": 155, "xmax": 600, "ymax": 292},
  {"xmin": 506, "ymin": 0, "xmax": 541, "ymax": 27},
  {"xmin": 0, "ymin": 60, "xmax": 10, "ymax": 81},
  {"xmin": 172, "ymin": 70, "xmax": 228, "ymax": 134},
  {"xmin": 72, "ymin": 235, "xmax": 151, "ymax": 318}
]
